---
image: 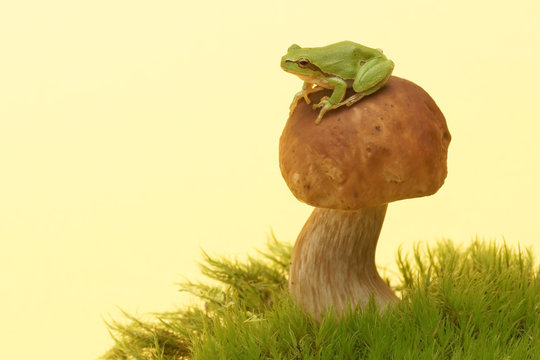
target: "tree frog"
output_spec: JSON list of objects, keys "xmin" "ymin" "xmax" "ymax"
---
[{"xmin": 280, "ymin": 41, "xmax": 394, "ymax": 124}]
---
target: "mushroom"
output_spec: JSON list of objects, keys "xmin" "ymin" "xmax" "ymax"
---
[{"xmin": 279, "ymin": 76, "xmax": 451, "ymax": 320}]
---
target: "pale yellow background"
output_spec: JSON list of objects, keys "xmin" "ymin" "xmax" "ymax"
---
[{"xmin": 1, "ymin": 0, "xmax": 539, "ymax": 359}]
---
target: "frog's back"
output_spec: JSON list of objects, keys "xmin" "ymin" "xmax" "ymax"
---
[
  {"xmin": 310, "ymin": 41, "xmax": 382, "ymax": 79},
  {"xmin": 326, "ymin": 40, "xmax": 377, "ymax": 54}
]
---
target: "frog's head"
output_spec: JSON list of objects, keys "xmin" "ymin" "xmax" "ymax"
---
[{"xmin": 281, "ymin": 44, "xmax": 324, "ymax": 80}]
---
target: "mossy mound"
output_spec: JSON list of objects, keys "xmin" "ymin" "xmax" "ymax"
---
[{"xmin": 102, "ymin": 238, "xmax": 540, "ymax": 359}]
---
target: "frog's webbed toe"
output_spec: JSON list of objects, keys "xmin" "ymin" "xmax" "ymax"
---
[
  {"xmin": 315, "ymin": 106, "xmax": 332, "ymax": 124},
  {"xmin": 312, "ymin": 97, "xmax": 337, "ymax": 124},
  {"xmin": 312, "ymin": 96, "xmax": 331, "ymax": 109},
  {"xmin": 337, "ymin": 93, "xmax": 365, "ymax": 107},
  {"xmin": 290, "ymin": 86, "xmax": 326, "ymax": 115},
  {"xmin": 289, "ymin": 92, "xmax": 306, "ymax": 114}
]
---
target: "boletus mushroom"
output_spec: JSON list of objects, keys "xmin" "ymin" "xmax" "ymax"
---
[{"xmin": 279, "ymin": 76, "xmax": 451, "ymax": 321}]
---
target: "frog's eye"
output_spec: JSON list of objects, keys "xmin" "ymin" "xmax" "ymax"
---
[{"xmin": 297, "ymin": 58, "xmax": 310, "ymax": 68}]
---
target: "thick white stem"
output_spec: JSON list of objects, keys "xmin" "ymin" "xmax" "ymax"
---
[{"xmin": 289, "ymin": 204, "xmax": 397, "ymax": 320}]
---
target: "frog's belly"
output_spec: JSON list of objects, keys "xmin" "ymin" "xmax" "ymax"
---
[{"xmin": 297, "ymin": 74, "xmax": 352, "ymax": 89}]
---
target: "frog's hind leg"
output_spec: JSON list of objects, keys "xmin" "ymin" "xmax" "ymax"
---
[
  {"xmin": 334, "ymin": 58, "xmax": 394, "ymax": 109},
  {"xmin": 353, "ymin": 57, "xmax": 394, "ymax": 95},
  {"xmin": 336, "ymin": 92, "xmax": 365, "ymax": 107}
]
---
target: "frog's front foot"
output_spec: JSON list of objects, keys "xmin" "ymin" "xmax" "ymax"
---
[
  {"xmin": 313, "ymin": 96, "xmax": 331, "ymax": 109},
  {"xmin": 289, "ymin": 96, "xmax": 301, "ymax": 115},
  {"xmin": 289, "ymin": 91, "xmax": 311, "ymax": 116},
  {"xmin": 312, "ymin": 96, "xmax": 336, "ymax": 124},
  {"xmin": 302, "ymin": 92, "xmax": 312, "ymax": 105},
  {"xmin": 289, "ymin": 86, "xmax": 326, "ymax": 116}
]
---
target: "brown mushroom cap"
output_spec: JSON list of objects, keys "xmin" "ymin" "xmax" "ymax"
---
[{"xmin": 279, "ymin": 76, "xmax": 451, "ymax": 210}]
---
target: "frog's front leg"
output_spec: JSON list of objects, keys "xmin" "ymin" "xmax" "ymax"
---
[
  {"xmin": 289, "ymin": 82, "xmax": 324, "ymax": 115},
  {"xmin": 312, "ymin": 77, "xmax": 347, "ymax": 124}
]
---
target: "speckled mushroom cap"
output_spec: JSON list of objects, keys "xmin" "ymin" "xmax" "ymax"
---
[{"xmin": 279, "ymin": 76, "xmax": 451, "ymax": 210}]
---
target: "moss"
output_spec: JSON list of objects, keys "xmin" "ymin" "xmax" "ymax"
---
[{"xmin": 102, "ymin": 237, "xmax": 540, "ymax": 359}]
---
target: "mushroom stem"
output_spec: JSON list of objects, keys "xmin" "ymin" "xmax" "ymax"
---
[{"xmin": 289, "ymin": 204, "xmax": 398, "ymax": 320}]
